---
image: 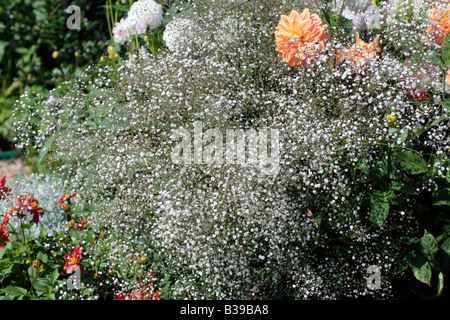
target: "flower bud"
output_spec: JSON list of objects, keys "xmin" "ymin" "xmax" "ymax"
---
[
  {"xmin": 32, "ymin": 260, "xmax": 42, "ymax": 269},
  {"xmin": 386, "ymin": 114, "xmax": 397, "ymax": 125}
]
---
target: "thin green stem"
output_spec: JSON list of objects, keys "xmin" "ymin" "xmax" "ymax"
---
[
  {"xmin": 109, "ymin": 0, "xmax": 115, "ymax": 28},
  {"xmin": 135, "ymin": 32, "xmax": 139, "ymax": 52},
  {"xmin": 105, "ymin": 1, "xmax": 113, "ymax": 38},
  {"xmin": 115, "ymin": 1, "xmax": 118, "ymax": 24},
  {"xmin": 443, "ymin": 65, "xmax": 447, "ymax": 102},
  {"xmin": 335, "ymin": 0, "xmax": 347, "ymax": 35}
]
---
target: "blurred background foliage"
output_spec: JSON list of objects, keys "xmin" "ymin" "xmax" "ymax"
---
[{"xmin": 0, "ymin": 0, "xmax": 109, "ymax": 152}]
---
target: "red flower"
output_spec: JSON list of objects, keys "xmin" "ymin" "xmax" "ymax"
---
[
  {"xmin": 57, "ymin": 193, "xmax": 77, "ymax": 209},
  {"xmin": 407, "ymin": 89, "xmax": 430, "ymax": 101},
  {"xmin": 74, "ymin": 217, "xmax": 89, "ymax": 231},
  {"xmin": 64, "ymin": 246, "xmax": 82, "ymax": 274},
  {"xmin": 130, "ymin": 255, "xmax": 146, "ymax": 262},
  {"xmin": 0, "ymin": 213, "xmax": 10, "ymax": 249},
  {"xmin": 20, "ymin": 196, "xmax": 44, "ymax": 225},
  {"xmin": 2, "ymin": 212, "xmax": 10, "ymax": 227},
  {"xmin": 6, "ymin": 195, "xmax": 45, "ymax": 225},
  {"xmin": 31, "ymin": 207, "xmax": 45, "ymax": 225},
  {"xmin": 113, "ymin": 284, "xmax": 160, "ymax": 300},
  {"xmin": 0, "ymin": 227, "xmax": 9, "ymax": 249},
  {"xmin": 113, "ymin": 292, "xmax": 129, "ymax": 300},
  {"xmin": 0, "ymin": 174, "xmax": 11, "ymax": 200}
]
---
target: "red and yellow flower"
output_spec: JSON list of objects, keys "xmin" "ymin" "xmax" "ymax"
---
[
  {"xmin": 57, "ymin": 193, "xmax": 77, "ymax": 210},
  {"xmin": 275, "ymin": 9, "xmax": 329, "ymax": 67},
  {"xmin": 74, "ymin": 217, "xmax": 89, "ymax": 231},
  {"xmin": 0, "ymin": 212, "xmax": 10, "ymax": 249},
  {"xmin": 64, "ymin": 246, "xmax": 82, "ymax": 274},
  {"xmin": 10, "ymin": 195, "xmax": 45, "ymax": 225},
  {"xmin": 29, "ymin": 196, "xmax": 45, "ymax": 225}
]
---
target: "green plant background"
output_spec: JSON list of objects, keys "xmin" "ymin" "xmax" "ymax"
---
[{"xmin": 0, "ymin": 0, "xmax": 109, "ymax": 149}]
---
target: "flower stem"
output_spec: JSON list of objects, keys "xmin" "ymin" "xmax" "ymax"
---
[
  {"xmin": 135, "ymin": 32, "xmax": 139, "ymax": 52},
  {"xmin": 105, "ymin": 1, "xmax": 113, "ymax": 38},
  {"xmin": 109, "ymin": 0, "xmax": 115, "ymax": 27}
]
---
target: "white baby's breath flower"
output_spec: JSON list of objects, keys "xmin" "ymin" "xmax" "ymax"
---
[{"xmin": 163, "ymin": 18, "xmax": 203, "ymax": 52}]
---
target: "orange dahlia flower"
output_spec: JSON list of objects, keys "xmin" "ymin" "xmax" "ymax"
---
[
  {"xmin": 336, "ymin": 32, "xmax": 381, "ymax": 68},
  {"xmin": 275, "ymin": 9, "xmax": 329, "ymax": 67},
  {"xmin": 426, "ymin": 4, "xmax": 450, "ymax": 46}
]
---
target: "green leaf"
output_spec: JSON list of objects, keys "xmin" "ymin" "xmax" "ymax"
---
[
  {"xmin": 321, "ymin": 9, "xmax": 334, "ymax": 28},
  {"xmin": 28, "ymin": 266, "xmax": 38, "ymax": 278},
  {"xmin": 37, "ymin": 252, "xmax": 48, "ymax": 264},
  {"xmin": 15, "ymin": 47, "xmax": 29, "ymax": 55},
  {"xmin": 55, "ymin": 230, "xmax": 65, "ymax": 240},
  {"xmin": 441, "ymin": 238, "xmax": 450, "ymax": 256},
  {"xmin": 414, "ymin": 118, "xmax": 443, "ymax": 137},
  {"xmin": 369, "ymin": 166, "xmax": 388, "ymax": 190},
  {"xmin": 433, "ymin": 188, "xmax": 450, "ymax": 206},
  {"xmin": 37, "ymin": 134, "xmax": 56, "ymax": 165},
  {"xmin": 441, "ymin": 32, "xmax": 450, "ymax": 65},
  {"xmin": 410, "ymin": 251, "xmax": 432, "ymax": 286},
  {"xmin": 394, "ymin": 251, "xmax": 411, "ymax": 275},
  {"xmin": 431, "ymin": 52, "xmax": 446, "ymax": 69},
  {"xmin": 38, "ymin": 226, "xmax": 47, "ymax": 239},
  {"xmin": 33, "ymin": 278, "xmax": 51, "ymax": 292},
  {"xmin": 396, "ymin": 151, "xmax": 428, "ymax": 175},
  {"xmin": 22, "ymin": 222, "xmax": 34, "ymax": 230},
  {"xmin": 442, "ymin": 99, "xmax": 450, "ymax": 112},
  {"xmin": 341, "ymin": 18, "xmax": 353, "ymax": 32},
  {"xmin": 0, "ymin": 40, "xmax": 8, "ymax": 61},
  {"xmin": 14, "ymin": 245, "xmax": 28, "ymax": 256},
  {"xmin": 420, "ymin": 230, "xmax": 439, "ymax": 261},
  {"xmin": 1, "ymin": 286, "xmax": 29, "ymax": 297},
  {"xmin": 370, "ymin": 191, "xmax": 390, "ymax": 227},
  {"xmin": 50, "ymin": 269, "xmax": 59, "ymax": 284},
  {"xmin": 390, "ymin": 181, "xmax": 418, "ymax": 195},
  {"xmin": 0, "ymin": 259, "xmax": 13, "ymax": 281},
  {"xmin": 437, "ymin": 272, "xmax": 444, "ymax": 296}
]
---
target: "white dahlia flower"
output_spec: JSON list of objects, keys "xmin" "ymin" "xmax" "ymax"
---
[{"xmin": 128, "ymin": 0, "xmax": 163, "ymax": 30}]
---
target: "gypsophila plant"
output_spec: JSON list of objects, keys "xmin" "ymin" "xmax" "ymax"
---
[{"xmin": 12, "ymin": 0, "xmax": 450, "ymax": 299}]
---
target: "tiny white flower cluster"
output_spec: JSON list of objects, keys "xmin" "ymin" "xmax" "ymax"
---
[{"xmin": 163, "ymin": 18, "xmax": 204, "ymax": 52}]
